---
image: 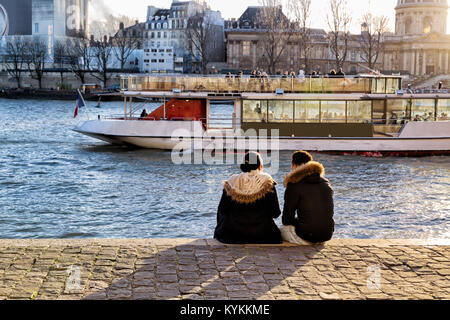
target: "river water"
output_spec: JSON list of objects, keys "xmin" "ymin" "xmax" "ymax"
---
[{"xmin": 0, "ymin": 98, "xmax": 449, "ymax": 239}]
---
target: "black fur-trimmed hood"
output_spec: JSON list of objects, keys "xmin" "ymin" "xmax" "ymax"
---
[{"xmin": 284, "ymin": 161, "xmax": 325, "ymax": 187}]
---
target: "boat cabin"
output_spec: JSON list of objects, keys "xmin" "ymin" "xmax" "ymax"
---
[{"xmin": 119, "ymin": 75, "xmax": 450, "ymax": 138}]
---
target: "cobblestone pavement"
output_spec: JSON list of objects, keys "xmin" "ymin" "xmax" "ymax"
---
[{"xmin": 0, "ymin": 239, "xmax": 449, "ymax": 300}]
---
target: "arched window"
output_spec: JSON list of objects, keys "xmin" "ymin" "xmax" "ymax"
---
[
  {"xmin": 405, "ymin": 17, "xmax": 412, "ymax": 34},
  {"xmin": 423, "ymin": 16, "xmax": 432, "ymax": 34}
]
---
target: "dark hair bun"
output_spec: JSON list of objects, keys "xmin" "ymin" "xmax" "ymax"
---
[{"xmin": 240, "ymin": 152, "xmax": 263, "ymax": 173}]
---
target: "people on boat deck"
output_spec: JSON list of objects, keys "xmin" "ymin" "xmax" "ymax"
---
[
  {"xmin": 337, "ymin": 68, "xmax": 346, "ymax": 77},
  {"xmin": 214, "ymin": 152, "xmax": 282, "ymax": 244},
  {"xmin": 140, "ymin": 109, "xmax": 148, "ymax": 119},
  {"xmin": 281, "ymin": 151, "xmax": 335, "ymax": 244},
  {"xmin": 328, "ymin": 69, "xmax": 337, "ymax": 76}
]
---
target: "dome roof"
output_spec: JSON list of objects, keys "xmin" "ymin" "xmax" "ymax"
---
[{"xmin": 396, "ymin": 0, "xmax": 448, "ymax": 8}]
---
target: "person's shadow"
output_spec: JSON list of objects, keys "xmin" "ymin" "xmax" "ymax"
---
[{"xmin": 81, "ymin": 239, "xmax": 332, "ymax": 300}]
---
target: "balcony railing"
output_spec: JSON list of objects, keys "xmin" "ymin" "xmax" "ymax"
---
[{"xmin": 121, "ymin": 75, "xmax": 402, "ymax": 95}]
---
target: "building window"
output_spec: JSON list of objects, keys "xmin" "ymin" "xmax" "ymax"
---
[
  {"xmin": 405, "ymin": 17, "xmax": 412, "ymax": 34},
  {"xmin": 35, "ymin": 23, "xmax": 39, "ymax": 33},
  {"xmin": 159, "ymin": 59, "xmax": 165, "ymax": 63},
  {"xmin": 242, "ymin": 41, "xmax": 251, "ymax": 56},
  {"xmin": 423, "ymin": 16, "xmax": 432, "ymax": 34},
  {"xmin": 151, "ymin": 59, "xmax": 157, "ymax": 63}
]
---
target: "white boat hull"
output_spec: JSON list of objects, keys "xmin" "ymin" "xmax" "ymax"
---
[{"xmin": 73, "ymin": 120, "xmax": 450, "ymax": 155}]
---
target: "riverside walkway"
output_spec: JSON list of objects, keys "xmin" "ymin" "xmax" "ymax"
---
[{"xmin": 0, "ymin": 239, "xmax": 449, "ymax": 300}]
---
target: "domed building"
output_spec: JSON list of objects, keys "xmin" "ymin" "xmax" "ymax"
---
[{"xmin": 384, "ymin": 0, "xmax": 450, "ymax": 75}]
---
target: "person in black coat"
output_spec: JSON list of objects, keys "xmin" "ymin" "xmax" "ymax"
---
[
  {"xmin": 282, "ymin": 151, "xmax": 334, "ymax": 244},
  {"xmin": 214, "ymin": 152, "xmax": 282, "ymax": 244}
]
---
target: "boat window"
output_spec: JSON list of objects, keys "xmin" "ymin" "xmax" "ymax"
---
[
  {"xmin": 320, "ymin": 101, "xmax": 346, "ymax": 123},
  {"xmin": 387, "ymin": 99, "xmax": 411, "ymax": 124},
  {"xmin": 386, "ymin": 78, "xmax": 399, "ymax": 94},
  {"xmin": 268, "ymin": 100, "xmax": 294, "ymax": 123},
  {"xmin": 437, "ymin": 99, "xmax": 450, "ymax": 121},
  {"xmin": 412, "ymin": 99, "xmax": 435, "ymax": 121},
  {"xmin": 242, "ymin": 100, "xmax": 267, "ymax": 122},
  {"xmin": 376, "ymin": 79, "xmax": 386, "ymax": 93},
  {"xmin": 372, "ymin": 100, "xmax": 386, "ymax": 124},
  {"xmin": 347, "ymin": 101, "xmax": 371, "ymax": 123},
  {"xmin": 294, "ymin": 101, "xmax": 320, "ymax": 123},
  {"xmin": 371, "ymin": 78, "xmax": 387, "ymax": 94}
]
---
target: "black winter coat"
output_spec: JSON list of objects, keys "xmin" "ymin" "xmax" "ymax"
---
[
  {"xmin": 214, "ymin": 171, "xmax": 282, "ymax": 244},
  {"xmin": 282, "ymin": 161, "xmax": 335, "ymax": 243}
]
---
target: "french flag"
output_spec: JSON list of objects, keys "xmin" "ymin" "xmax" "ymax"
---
[{"xmin": 74, "ymin": 90, "xmax": 86, "ymax": 119}]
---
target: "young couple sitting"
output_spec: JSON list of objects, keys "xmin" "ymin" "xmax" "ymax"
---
[{"xmin": 214, "ymin": 151, "xmax": 334, "ymax": 245}]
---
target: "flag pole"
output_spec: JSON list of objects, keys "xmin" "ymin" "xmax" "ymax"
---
[{"xmin": 77, "ymin": 89, "xmax": 91, "ymax": 120}]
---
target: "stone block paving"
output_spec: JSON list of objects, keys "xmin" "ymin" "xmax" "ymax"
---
[{"xmin": 0, "ymin": 239, "xmax": 449, "ymax": 300}]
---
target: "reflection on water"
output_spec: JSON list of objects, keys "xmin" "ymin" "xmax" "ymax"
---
[{"xmin": 0, "ymin": 99, "xmax": 449, "ymax": 239}]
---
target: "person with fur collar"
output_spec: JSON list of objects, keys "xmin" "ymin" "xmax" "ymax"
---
[
  {"xmin": 214, "ymin": 152, "xmax": 282, "ymax": 244},
  {"xmin": 281, "ymin": 151, "xmax": 335, "ymax": 244}
]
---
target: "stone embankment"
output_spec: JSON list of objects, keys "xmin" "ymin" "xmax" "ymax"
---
[{"xmin": 0, "ymin": 239, "xmax": 448, "ymax": 300}]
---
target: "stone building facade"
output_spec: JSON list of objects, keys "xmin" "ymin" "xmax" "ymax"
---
[
  {"xmin": 225, "ymin": 7, "xmax": 380, "ymax": 75},
  {"xmin": 383, "ymin": 0, "xmax": 450, "ymax": 76},
  {"xmin": 143, "ymin": 1, "xmax": 225, "ymax": 74}
]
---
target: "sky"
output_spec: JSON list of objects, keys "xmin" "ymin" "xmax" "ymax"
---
[{"xmin": 90, "ymin": 0, "xmax": 450, "ymax": 34}]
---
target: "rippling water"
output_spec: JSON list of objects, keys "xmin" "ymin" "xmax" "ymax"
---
[{"xmin": 0, "ymin": 98, "xmax": 449, "ymax": 239}]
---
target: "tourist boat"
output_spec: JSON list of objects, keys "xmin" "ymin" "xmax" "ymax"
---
[{"xmin": 73, "ymin": 74, "xmax": 450, "ymax": 156}]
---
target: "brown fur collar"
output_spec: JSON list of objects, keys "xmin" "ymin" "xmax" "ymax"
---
[
  {"xmin": 284, "ymin": 161, "xmax": 325, "ymax": 187},
  {"xmin": 223, "ymin": 171, "xmax": 276, "ymax": 204}
]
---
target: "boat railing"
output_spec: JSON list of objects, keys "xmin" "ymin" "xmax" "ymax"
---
[{"xmin": 121, "ymin": 74, "xmax": 401, "ymax": 95}]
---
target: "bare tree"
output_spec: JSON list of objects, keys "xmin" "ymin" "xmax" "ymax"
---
[
  {"xmin": 53, "ymin": 40, "xmax": 69, "ymax": 87},
  {"xmin": 327, "ymin": 0, "xmax": 352, "ymax": 71},
  {"xmin": 112, "ymin": 31, "xmax": 141, "ymax": 72},
  {"xmin": 360, "ymin": 13, "xmax": 389, "ymax": 71},
  {"xmin": 91, "ymin": 36, "xmax": 113, "ymax": 89},
  {"xmin": 3, "ymin": 38, "xmax": 27, "ymax": 88},
  {"xmin": 26, "ymin": 38, "xmax": 48, "ymax": 89},
  {"xmin": 185, "ymin": 1, "xmax": 214, "ymax": 74},
  {"xmin": 289, "ymin": 0, "xmax": 312, "ymax": 73},
  {"xmin": 67, "ymin": 38, "xmax": 91, "ymax": 84},
  {"xmin": 256, "ymin": 0, "xmax": 293, "ymax": 75}
]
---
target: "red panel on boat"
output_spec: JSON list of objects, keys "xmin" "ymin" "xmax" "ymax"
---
[{"xmin": 145, "ymin": 99, "xmax": 206, "ymax": 125}]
